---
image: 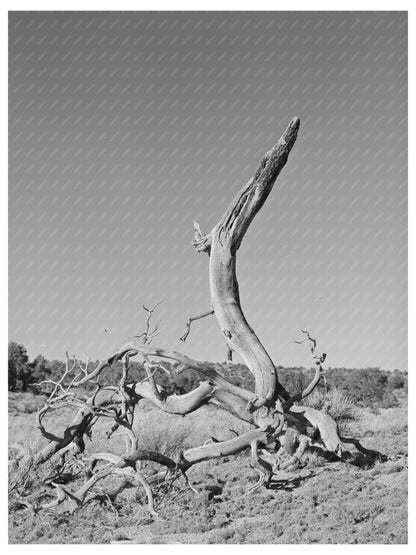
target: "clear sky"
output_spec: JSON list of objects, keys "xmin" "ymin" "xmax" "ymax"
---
[{"xmin": 9, "ymin": 12, "xmax": 407, "ymax": 371}]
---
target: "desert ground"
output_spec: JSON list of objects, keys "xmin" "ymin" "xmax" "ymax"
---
[{"xmin": 8, "ymin": 388, "xmax": 407, "ymax": 544}]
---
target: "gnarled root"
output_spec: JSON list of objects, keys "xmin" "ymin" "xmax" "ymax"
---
[
  {"xmin": 247, "ymin": 440, "xmax": 273, "ymax": 494},
  {"xmin": 40, "ymin": 454, "xmax": 162, "ymax": 517},
  {"xmin": 279, "ymin": 434, "xmax": 312, "ymax": 470}
]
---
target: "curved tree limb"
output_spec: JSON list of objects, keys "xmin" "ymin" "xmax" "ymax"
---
[
  {"xmin": 284, "ymin": 330, "xmax": 327, "ymax": 409},
  {"xmin": 134, "ymin": 380, "xmax": 217, "ymax": 415},
  {"xmin": 180, "ymin": 309, "xmax": 214, "ymax": 342},
  {"xmin": 288, "ymin": 405, "xmax": 344, "ymax": 457},
  {"xmin": 111, "ymin": 341, "xmax": 256, "ymax": 403},
  {"xmin": 180, "ymin": 425, "xmax": 280, "ymax": 467},
  {"xmin": 195, "ymin": 117, "xmax": 300, "ymax": 408}
]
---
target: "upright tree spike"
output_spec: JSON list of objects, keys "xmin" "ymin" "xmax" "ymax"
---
[{"xmin": 202, "ymin": 118, "xmax": 300, "ymax": 407}]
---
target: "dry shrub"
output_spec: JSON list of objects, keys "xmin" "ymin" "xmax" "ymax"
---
[
  {"xmin": 133, "ymin": 410, "xmax": 192, "ymax": 458},
  {"xmin": 131, "ymin": 405, "xmax": 251, "ymax": 458},
  {"xmin": 359, "ymin": 406, "xmax": 407, "ymax": 435},
  {"xmin": 302, "ymin": 387, "xmax": 362, "ymax": 424},
  {"xmin": 8, "ymin": 446, "xmax": 45, "ymax": 511},
  {"xmin": 8, "ymin": 392, "xmax": 46, "ymax": 415}
]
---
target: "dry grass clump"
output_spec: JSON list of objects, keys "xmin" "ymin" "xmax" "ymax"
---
[
  {"xmin": 8, "ymin": 392, "xmax": 46, "ymax": 415},
  {"xmin": 8, "ymin": 445, "xmax": 49, "ymax": 514},
  {"xmin": 358, "ymin": 406, "xmax": 407, "ymax": 435},
  {"xmin": 131, "ymin": 404, "xmax": 251, "ymax": 458},
  {"xmin": 302, "ymin": 387, "xmax": 362, "ymax": 424},
  {"xmin": 80, "ymin": 404, "xmax": 251, "ymax": 462},
  {"xmin": 133, "ymin": 411, "xmax": 192, "ymax": 458}
]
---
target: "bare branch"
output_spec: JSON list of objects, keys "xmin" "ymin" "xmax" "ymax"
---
[
  {"xmin": 142, "ymin": 354, "xmax": 165, "ymax": 402},
  {"xmin": 111, "ymin": 340, "xmax": 254, "ymax": 403},
  {"xmin": 141, "ymin": 300, "xmax": 164, "ymax": 344},
  {"xmin": 179, "ymin": 309, "xmax": 214, "ymax": 342},
  {"xmin": 285, "ymin": 330, "xmax": 326, "ymax": 407},
  {"xmin": 192, "ymin": 221, "xmax": 212, "ymax": 253},
  {"xmin": 181, "ymin": 425, "xmax": 283, "ymax": 467}
]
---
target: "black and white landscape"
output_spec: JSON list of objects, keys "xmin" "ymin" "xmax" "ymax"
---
[{"xmin": 9, "ymin": 11, "xmax": 407, "ymax": 544}]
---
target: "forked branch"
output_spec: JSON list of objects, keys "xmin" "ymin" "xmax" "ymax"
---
[
  {"xmin": 284, "ymin": 330, "xmax": 327, "ymax": 408},
  {"xmin": 179, "ymin": 309, "xmax": 214, "ymax": 342}
]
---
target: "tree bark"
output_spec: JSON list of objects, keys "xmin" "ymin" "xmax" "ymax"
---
[{"xmin": 195, "ymin": 117, "xmax": 300, "ymax": 407}]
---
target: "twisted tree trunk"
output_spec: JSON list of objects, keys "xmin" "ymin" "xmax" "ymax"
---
[
  {"xmin": 24, "ymin": 118, "xmax": 380, "ymax": 517},
  {"xmin": 193, "ymin": 117, "xmax": 299, "ymax": 408}
]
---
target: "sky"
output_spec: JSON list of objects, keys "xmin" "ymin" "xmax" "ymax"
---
[{"xmin": 9, "ymin": 11, "xmax": 407, "ymax": 371}]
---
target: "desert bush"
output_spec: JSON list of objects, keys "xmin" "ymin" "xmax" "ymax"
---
[
  {"xmin": 8, "ymin": 391, "xmax": 47, "ymax": 414},
  {"xmin": 8, "ymin": 340, "xmax": 408, "ymax": 409},
  {"xmin": 132, "ymin": 411, "xmax": 192, "ymax": 457},
  {"xmin": 8, "ymin": 445, "xmax": 50, "ymax": 513},
  {"xmin": 326, "ymin": 367, "xmax": 391, "ymax": 407},
  {"xmin": 8, "ymin": 342, "xmax": 30, "ymax": 392},
  {"xmin": 9, "ymin": 447, "xmax": 36, "ymax": 493},
  {"xmin": 379, "ymin": 391, "xmax": 399, "ymax": 409},
  {"xmin": 302, "ymin": 387, "xmax": 362, "ymax": 425},
  {"xmin": 388, "ymin": 370, "xmax": 407, "ymax": 390},
  {"xmin": 277, "ymin": 366, "xmax": 309, "ymax": 395}
]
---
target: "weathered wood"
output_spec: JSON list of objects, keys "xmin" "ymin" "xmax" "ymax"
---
[
  {"xmin": 27, "ymin": 117, "xmax": 376, "ymax": 513},
  {"xmin": 134, "ymin": 380, "xmax": 216, "ymax": 414},
  {"xmin": 289, "ymin": 405, "xmax": 344, "ymax": 456},
  {"xmin": 113, "ymin": 341, "xmax": 254, "ymax": 402},
  {"xmin": 197, "ymin": 118, "xmax": 300, "ymax": 408},
  {"xmin": 181, "ymin": 426, "xmax": 276, "ymax": 465}
]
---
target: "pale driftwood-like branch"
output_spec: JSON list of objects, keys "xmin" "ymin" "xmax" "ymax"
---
[
  {"xmin": 192, "ymin": 220, "xmax": 212, "ymax": 253},
  {"xmin": 33, "ymin": 347, "xmax": 257, "ymax": 466},
  {"xmin": 34, "ymin": 383, "xmax": 140, "ymax": 464},
  {"xmin": 179, "ymin": 309, "xmax": 214, "ymax": 342},
  {"xmin": 181, "ymin": 425, "xmax": 280, "ymax": 467},
  {"xmin": 141, "ymin": 300, "xmax": 163, "ymax": 344},
  {"xmin": 278, "ymin": 434, "xmax": 312, "ymax": 470},
  {"xmin": 111, "ymin": 341, "xmax": 255, "ymax": 402},
  {"xmin": 135, "ymin": 380, "xmax": 216, "ymax": 415},
  {"xmin": 288, "ymin": 405, "xmax": 344, "ymax": 457},
  {"xmin": 196, "ymin": 118, "xmax": 300, "ymax": 408},
  {"xmin": 34, "ymin": 403, "xmax": 94, "ymax": 464},
  {"xmin": 39, "ymin": 422, "xmax": 287, "ymax": 517},
  {"xmin": 40, "ymin": 454, "xmax": 161, "ymax": 517},
  {"xmin": 248, "ymin": 440, "xmax": 274, "ymax": 493},
  {"xmin": 42, "ymin": 420, "xmax": 288, "ymax": 516}
]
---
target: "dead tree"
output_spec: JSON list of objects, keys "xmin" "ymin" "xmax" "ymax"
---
[{"xmin": 23, "ymin": 118, "xmax": 381, "ymax": 516}]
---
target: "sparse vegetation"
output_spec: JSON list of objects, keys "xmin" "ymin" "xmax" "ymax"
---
[
  {"xmin": 8, "ymin": 120, "xmax": 407, "ymax": 544},
  {"xmin": 8, "ymin": 340, "xmax": 407, "ymax": 411},
  {"xmin": 301, "ymin": 387, "xmax": 362, "ymax": 434},
  {"xmin": 8, "ymin": 389, "xmax": 408, "ymax": 544}
]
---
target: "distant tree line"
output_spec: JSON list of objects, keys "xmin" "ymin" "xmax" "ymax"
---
[{"xmin": 8, "ymin": 341, "xmax": 407, "ymax": 408}]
